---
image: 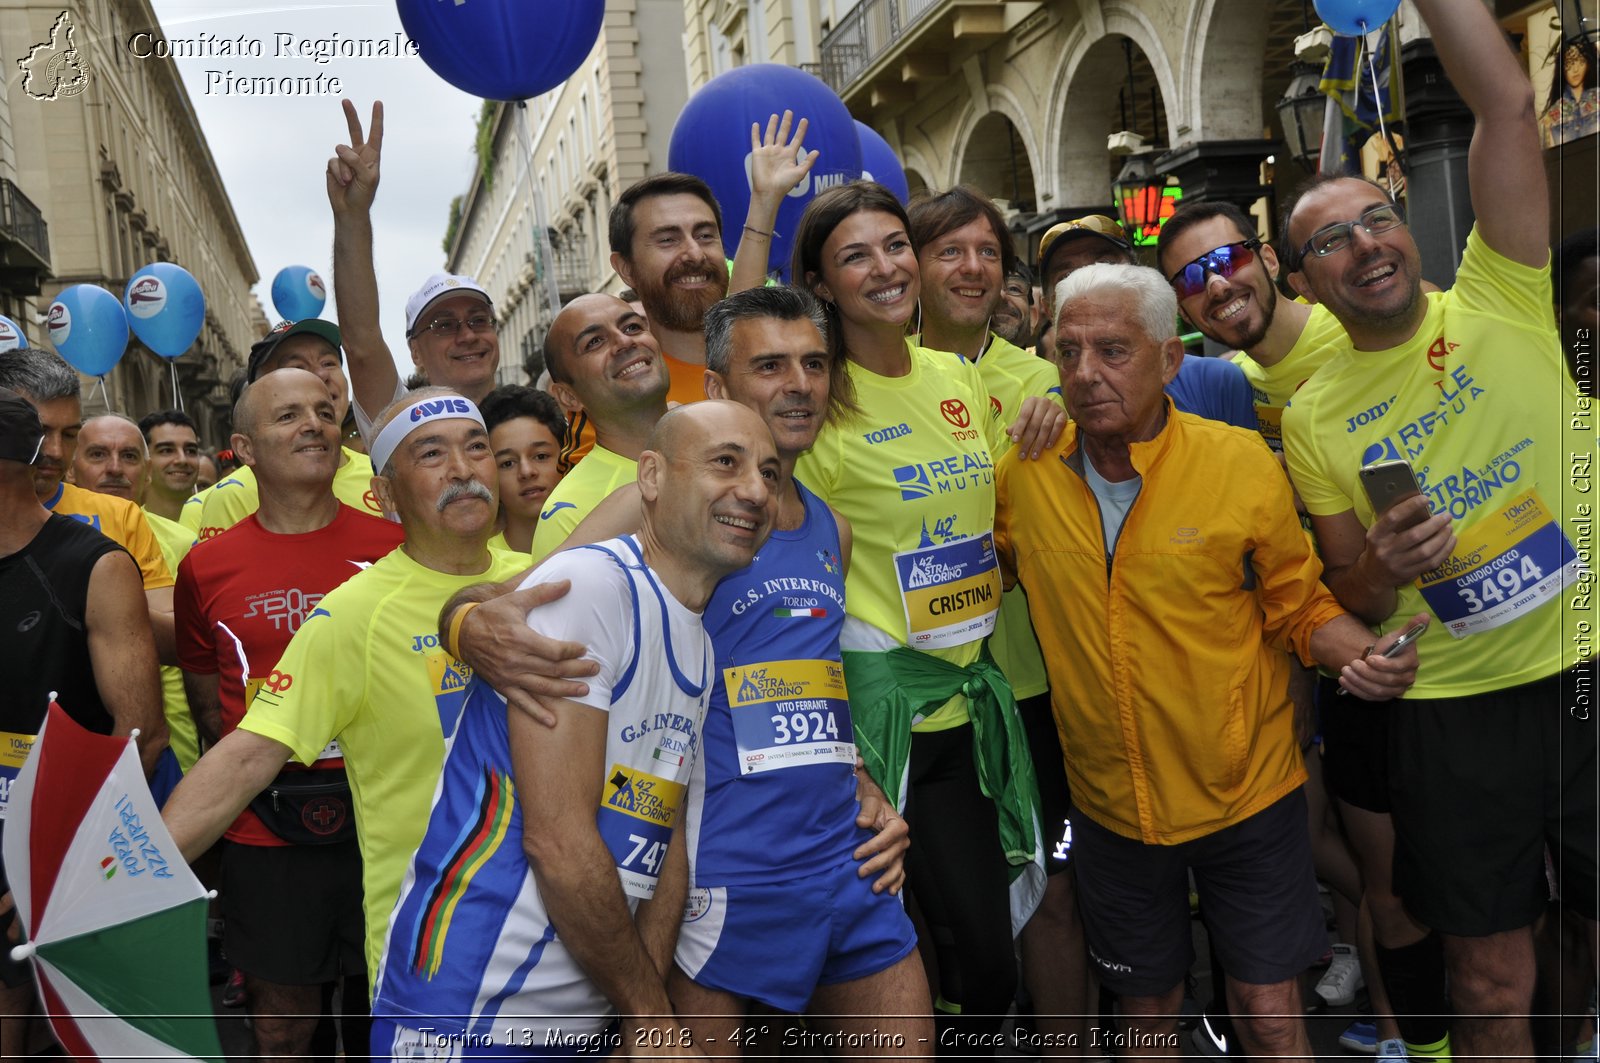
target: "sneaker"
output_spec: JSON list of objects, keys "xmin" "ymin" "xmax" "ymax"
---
[
  {"xmin": 1339, "ymin": 1019, "xmax": 1378, "ymax": 1054},
  {"xmin": 1376, "ymin": 1038, "xmax": 1407, "ymax": 1060},
  {"xmin": 221, "ymin": 968, "xmax": 247, "ymax": 1009},
  {"xmin": 1317, "ymin": 943, "xmax": 1365, "ymax": 1007}
]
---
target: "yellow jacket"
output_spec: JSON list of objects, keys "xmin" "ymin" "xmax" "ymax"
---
[{"xmin": 995, "ymin": 405, "xmax": 1344, "ymax": 845}]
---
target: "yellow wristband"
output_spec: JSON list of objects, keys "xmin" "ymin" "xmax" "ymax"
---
[{"xmin": 446, "ymin": 601, "xmax": 479, "ymax": 661}]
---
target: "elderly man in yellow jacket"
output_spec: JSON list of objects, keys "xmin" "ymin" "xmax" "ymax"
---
[{"xmin": 995, "ymin": 262, "xmax": 1424, "ymax": 1062}]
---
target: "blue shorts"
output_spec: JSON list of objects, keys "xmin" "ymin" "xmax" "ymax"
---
[
  {"xmin": 370, "ymin": 1018, "xmax": 619, "ymax": 1061},
  {"xmin": 674, "ymin": 855, "xmax": 918, "ymax": 1012}
]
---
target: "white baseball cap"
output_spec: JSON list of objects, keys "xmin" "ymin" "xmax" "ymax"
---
[{"xmin": 404, "ymin": 273, "xmax": 492, "ymax": 335}]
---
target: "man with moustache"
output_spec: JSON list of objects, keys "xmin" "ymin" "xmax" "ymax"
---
[
  {"xmin": 326, "ymin": 101, "xmax": 501, "ymax": 439},
  {"xmin": 160, "ymin": 388, "xmax": 529, "ymax": 998},
  {"xmin": 0, "ymin": 348, "xmax": 176, "ymax": 664},
  {"xmin": 1280, "ymin": 0, "xmax": 1596, "ymax": 1056},
  {"xmin": 531, "ymin": 294, "xmax": 670, "ymax": 559},
  {"xmin": 200, "ymin": 319, "xmax": 388, "ymax": 538},
  {"xmin": 555, "ymin": 173, "xmax": 734, "ymax": 471},
  {"xmin": 175, "ymin": 369, "xmax": 404, "ymax": 1062}
]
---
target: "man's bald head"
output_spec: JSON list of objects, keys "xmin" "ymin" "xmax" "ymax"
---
[
  {"xmin": 233, "ymin": 368, "xmax": 329, "ymax": 439},
  {"xmin": 73, "ymin": 414, "xmax": 148, "ymax": 501}
]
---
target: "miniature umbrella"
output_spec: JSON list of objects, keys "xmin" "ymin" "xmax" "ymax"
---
[{"xmin": 4, "ymin": 703, "xmax": 222, "ymax": 1061}]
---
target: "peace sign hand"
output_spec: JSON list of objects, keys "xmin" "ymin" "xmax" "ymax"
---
[{"xmin": 327, "ymin": 99, "xmax": 383, "ymax": 214}]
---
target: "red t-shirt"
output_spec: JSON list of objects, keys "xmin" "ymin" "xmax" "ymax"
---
[{"xmin": 175, "ymin": 504, "xmax": 406, "ymax": 845}]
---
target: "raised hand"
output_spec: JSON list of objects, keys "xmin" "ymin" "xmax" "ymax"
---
[
  {"xmin": 748, "ymin": 110, "xmax": 818, "ymax": 207},
  {"xmin": 327, "ymin": 99, "xmax": 384, "ymax": 214}
]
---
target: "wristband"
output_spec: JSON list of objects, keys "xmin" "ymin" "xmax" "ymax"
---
[
  {"xmin": 446, "ymin": 601, "xmax": 479, "ymax": 661},
  {"xmin": 743, "ymin": 224, "xmax": 772, "ymax": 238}
]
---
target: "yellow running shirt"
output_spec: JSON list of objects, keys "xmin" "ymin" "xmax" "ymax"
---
[
  {"xmin": 197, "ymin": 446, "xmax": 384, "ymax": 541},
  {"xmin": 146, "ymin": 509, "xmax": 200, "ymax": 772},
  {"xmin": 797, "ymin": 342, "xmax": 1004, "ymax": 730},
  {"xmin": 179, "ymin": 488, "xmax": 209, "ymax": 533},
  {"xmin": 45, "ymin": 482, "xmax": 173, "ymax": 591},
  {"xmin": 1283, "ymin": 227, "xmax": 1590, "ymax": 697},
  {"xmin": 529, "ymin": 444, "xmax": 636, "ymax": 563},
  {"xmin": 1230, "ymin": 303, "xmax": 1347, "ymax": 453},
  {"xmin": 240, "ymin": 544, "xmax": 526, "ymax": 978}
]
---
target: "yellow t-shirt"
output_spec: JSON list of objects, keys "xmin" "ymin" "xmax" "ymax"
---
[
  {"xmin": 240, "ymin": 545, "xmax": 527, "ymax": 978},
  {"xmin": 146, "ymin": 509, "xmax": 200, "ymax": 773},
  {"xmin": 179, "ymin": 488, "xmax": 209, "ymax": 533},
  {"xmin": 197, "ymin": 447, "xmax": 384, "ymax": 541},
  {"xmin": 797, "ymin": 342, "xmax": 1004, "ymax": 730},
  {"xmin": 1230, "ymin": 303, "xmax": 1347, "ymax": 452},
  {"xmin": 529, "ymin": 445, "xmax": 637, "ymax": 563},
  {"xmin": 46, "ymin": 482, "xmax": 173, "ymax": 590},
  {"xmin": 1283, "ymin": 227, "xmax": 1591, "ymax": 697}
]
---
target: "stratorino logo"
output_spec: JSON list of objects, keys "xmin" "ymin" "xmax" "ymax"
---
[{"xmin": 409, "ymin": 397, "xmax": 473, "ymax": 421}]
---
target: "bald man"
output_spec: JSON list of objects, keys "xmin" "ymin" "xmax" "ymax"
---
[
  {"xmin": 370, "ymin": 401, "xmax": 777, "ymax": 1060},
  {"xmin": 529, "ymin": 293, "xmax": 670, "ymax": 560}
]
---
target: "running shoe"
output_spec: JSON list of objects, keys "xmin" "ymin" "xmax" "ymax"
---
[
  {"xmin": 1316, "ymin": 943, "xmax": 1365, "ymax": 1007},
  {"xmin": 221, "ymin": 968, "xmax": 247, "ymax": 1009},
  {"xmin": 1339, "ymin": 1018, "xmax": 1378, "ymax": 1054},
  {"xmin": 1376, "ymin": 1038, "xmax": 1407, "ymax": 1060}
]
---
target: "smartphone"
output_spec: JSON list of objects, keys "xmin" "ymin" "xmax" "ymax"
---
[
  {"xmin": 1376, "ymin": 616, "xmax": 1430, "ymax": 659},
  {"xmin": 1360, "ymin": 459, "xmax": 1422, "ymax": 516}
]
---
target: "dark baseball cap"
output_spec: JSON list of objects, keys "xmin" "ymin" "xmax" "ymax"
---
[
  {"xmin": 245, "ymin": 319, "xmax": 343, "ymax": 384},
  {"xmin": 0, "ymin": 386, "xmax": 44, "ymax": 465}
]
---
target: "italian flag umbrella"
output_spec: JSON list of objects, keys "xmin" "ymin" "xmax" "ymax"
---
[{"xmin": 4, "ymin": 702, "xmax": 222, "ymax": 1060}]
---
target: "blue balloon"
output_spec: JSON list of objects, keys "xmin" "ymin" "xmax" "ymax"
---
[
  {"xmin": 396, "ymin": 0, "xmax": 605, "ymax": 101},
  {"xmin": 271, "ymin": 265, "xmax": 328, "ymax": 322},
  {"xmin": 125, "ymin": 263, "xmax": 205, "ymax": 359},
  {"xmin": 0, "ymin": 315, "xmax": 25, "ymax": 353},
  {"xmin": 855, "ymin": 121, "xmax": 910, "ymax": 205},
  {"xmin": 669, "ymin": 64, "xmax": 863, "ymax": 280},
  {"xmin": 1313, "ymin": 0, "xmax": 1401, "ymax": 35},
  {"xmin": 47, "ymin": 285, "xmax": 128, "ymax": 377}
]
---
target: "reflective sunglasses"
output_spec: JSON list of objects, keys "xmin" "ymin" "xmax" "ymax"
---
[
  {"xmin": 1166, "ymin": 239, "xmax": 1263, "ymax": 300},
  {"xmin": 1295, "ymin": 202, "xmax": 1406, "ymax": 268}
]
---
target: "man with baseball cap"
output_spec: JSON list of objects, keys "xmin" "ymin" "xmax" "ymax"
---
[
  {"xmin": 1, "ymin": 386, "xmax": 164, "ymax": 1052},
  {"xmin": 1037, "ymin": 215, "xmax": 1136, "ymax": 321},
  {"xmin": 325, "ymin": 100, "xmax": 501, "ymax": 441},
  {"xmin": 161, "ymin": 387, "xmax": 529, "ymax": 1003},
  {"xmin": 199, "ymin": 318, "xmax": 387, "ymax": 539}
]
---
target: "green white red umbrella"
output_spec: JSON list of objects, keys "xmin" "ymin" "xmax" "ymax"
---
[{"xmin": 4, "ymin": 702, "xmax": 222, "ymax": 1060}]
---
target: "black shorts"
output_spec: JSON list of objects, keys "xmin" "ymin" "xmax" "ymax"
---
[
  {"xmin": 1072, "ymin": 788, "xmax": 1327, "ymax": 998},
  {"xmin": 220, "ymin": 839, "xmax": 366, "ymax": 985},
  {"xmin": 1018, "ymin": 693, "xmax": 1073, "ymax": 874},
  {"xmin": 1389, "ymin": 664, "xmax": 1598, "ymax": 937},
  {"xmin": 1318, "ymin": 675, "xmax": 1394, "ymax": 813}
]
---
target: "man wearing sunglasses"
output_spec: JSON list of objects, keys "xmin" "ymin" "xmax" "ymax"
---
[
  {"xmin": 327, "ymin": 100, "xmax": 503, "ymax": 441},
  {"xmin": 1279, "ymin": 1, "xmax": 1596, "ymax": 1059}
]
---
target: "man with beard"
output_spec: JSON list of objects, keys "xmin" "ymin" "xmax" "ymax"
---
[
  {"xmin": 160, "ymin": 388, "xmax": 529, "ymax": 1000},
  {"xmin": 992, "ymin": 262, "xmax": 1038, "ymax": 349},
  {"xmin": 1280, "ymin": 0, "xmax": 1595, "ymax": 1057},
  {"xmin": 326, "ymin": 101, "xmax": 501, "ymax": 439},
  {"xmin": 530, "ymin": 294, "xmax": 670, "ymax": 560},
  {"xmin": 553, "ymin": 173, "xmax": 734, "ymax": 472}
]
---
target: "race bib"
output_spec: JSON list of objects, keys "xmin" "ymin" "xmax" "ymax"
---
[
  {"xmin": 1255, "ymin": 406, "xmax": 1284, "ymax": 452},
  {"xmin": 894, "ymin": 531, "xmax": 1002, "ymax": 651},
  {"xmin": 1417, "ymin": 489, "xmax": 1585, "ymax": 638},
  {"xmin": 597, "ymin": 764, "xmax": 685, "ymax": 899},
  {"xmin": 724, "ymin": 659, "xmax": 855, "ymax": 776},
  {"xmin": 0, "ymin": 731, "xmax": 36, "ymax": 821}
]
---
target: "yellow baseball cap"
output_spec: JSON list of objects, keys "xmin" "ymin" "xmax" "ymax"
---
[{"xmin": 1037, "ymin": 215, "xmax": 1133, "ymax": 274}]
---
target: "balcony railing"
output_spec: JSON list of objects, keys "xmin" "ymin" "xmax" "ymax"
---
[
  {"xmin": 0, "ymin": 178, "xmax": 50, "ymax": 269},
  {"xmin": 814, "ymin": 0, "xmax": 944, "ymax": 93}
]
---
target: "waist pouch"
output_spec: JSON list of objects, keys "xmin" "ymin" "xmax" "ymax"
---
[{"xmin": 248, "ymin": 766, "xmax": 355, "ymax": 845}]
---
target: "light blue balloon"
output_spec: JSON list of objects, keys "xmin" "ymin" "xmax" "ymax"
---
[
  {"xmin": 271, "ymin": 265, "xmax": 327, "ymax": 322},
  {"xmin": 1313, "ymin": 0, "xmax": 1401, "ymax": 35},
  {"xmin": 47, "ymin": 285, "xmax": 128, "ymax": 377},
  {"xmin": 125, "ymin": 263, "xmax": 205, "ymax": 359},
  {"xmin": 855, "ymin": 121, "xmax": 910, "ymax": 205},
  {"xmin": 0, "ymin": 315, "xmax": 25, "ymax": 353}
]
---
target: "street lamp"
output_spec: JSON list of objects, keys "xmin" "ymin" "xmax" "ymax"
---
[
  {"xmin": 1112, "ymin": 151, "xmax": 1176, "ymax": 246},
  {"xmin": 1276, "ymin": 61, "xmax": 1327, "ymax": 172}
]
